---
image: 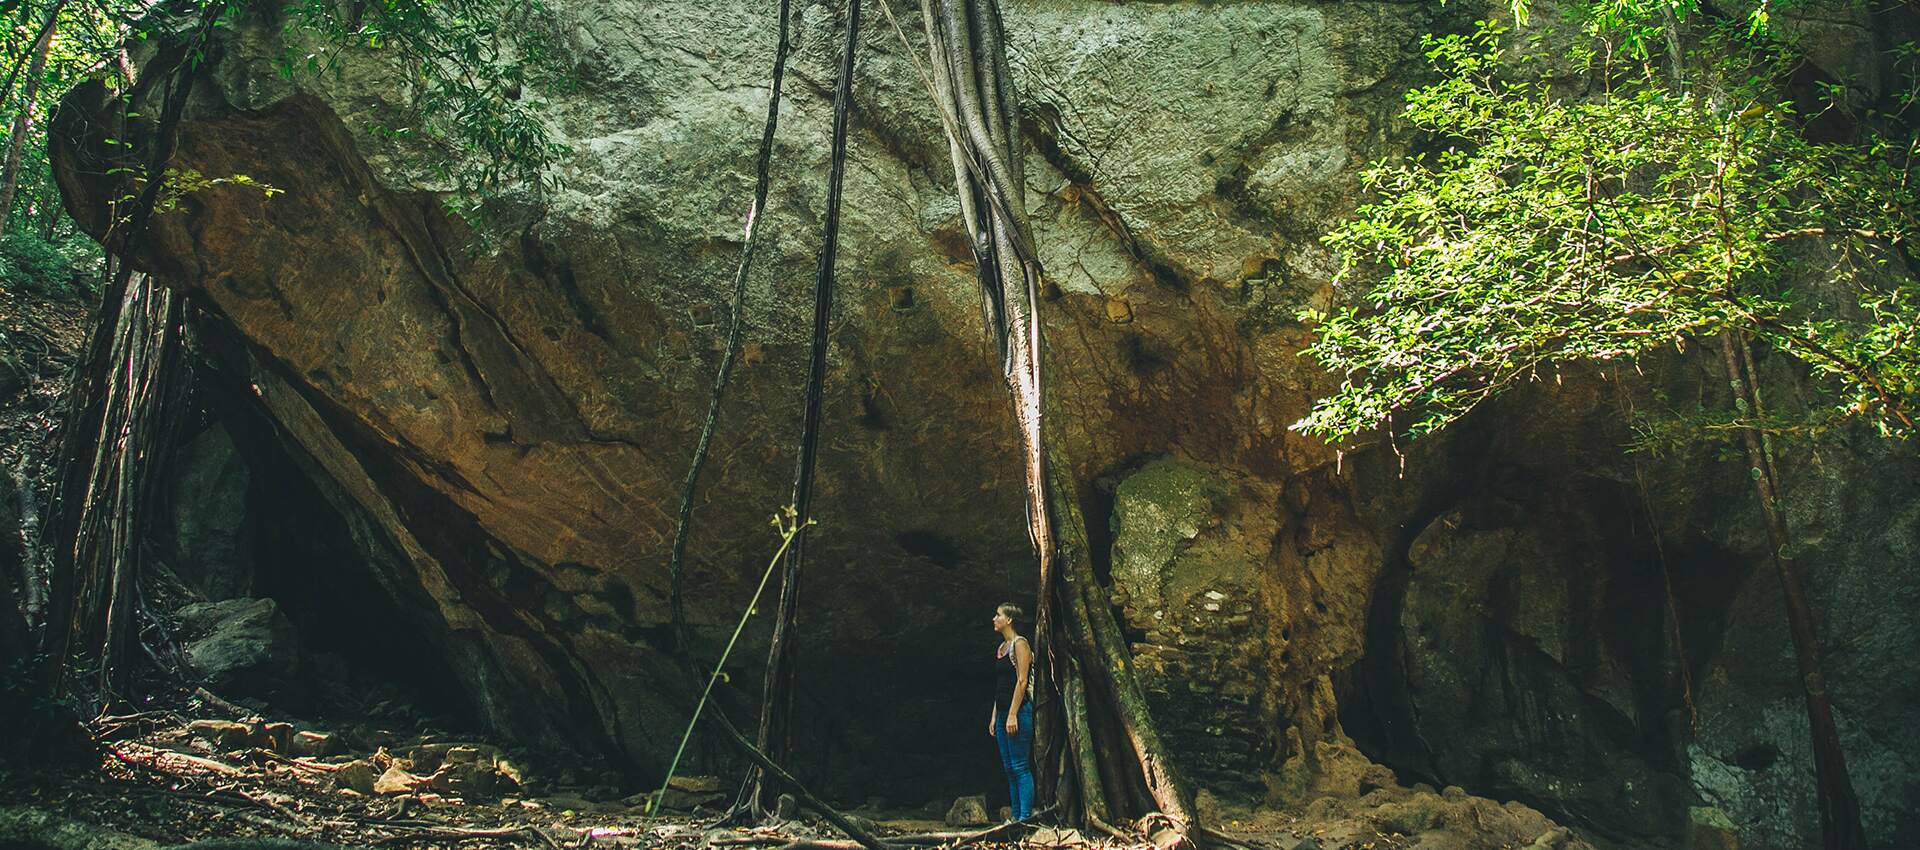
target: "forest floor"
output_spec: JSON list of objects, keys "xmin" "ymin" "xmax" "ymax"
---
[
  {"xmin": 0, "ymin": 694, "xmax": 1395, "ymax": 850},
  {"xmin": 0, "ymin": 276, "xmax": 88, "ymax": 516},
  {"xmin": 0, "ymin": 685, "xmax": 1591, "ymax": 850}
]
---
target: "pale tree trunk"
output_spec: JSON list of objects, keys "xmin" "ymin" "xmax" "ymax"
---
[
  {"xmin": 918, "ymin": 0, "xmax": 1197, "ymax": 835},
  {"xmin": 0, "ymin": 4, "xmax": 60, "ymax": 232}
]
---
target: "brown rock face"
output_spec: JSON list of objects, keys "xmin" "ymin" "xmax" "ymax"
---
[
  {"xmin": 47, "ymin": 1, "xmax": 1920, "ymax": 847},
  {"xmin": 53, "ymin": 0, "xmax": 1417, "ymax": 801}
]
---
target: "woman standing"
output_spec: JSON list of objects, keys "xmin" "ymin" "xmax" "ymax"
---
[{"xmin": 989, "ymin": 603, "xmax": 1035, "ymax": 822}]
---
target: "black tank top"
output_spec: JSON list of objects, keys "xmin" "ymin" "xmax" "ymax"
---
[{"xmin": 995, "ymin": 636, "xmax": 1029, "ymax": 710}]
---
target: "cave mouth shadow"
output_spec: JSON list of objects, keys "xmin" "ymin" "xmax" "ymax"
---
[
  {"xmin": 760, "ymin": 538, "xmax": 1033, "ymax": 813},
  {"xmin": 1334, "ymin": 451, "xmax": 1714, "ymax": 844},
  {"xmin": 172, "ymin": 327, "xmax": 477, "ymax": 730}
]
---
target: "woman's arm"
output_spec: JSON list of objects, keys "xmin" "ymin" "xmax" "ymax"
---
[{"xmin": 1008, "ymin": 638, "xmax": 1032, "ymax": 718}]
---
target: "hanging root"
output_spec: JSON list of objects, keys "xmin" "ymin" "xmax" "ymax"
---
[
  {"xmin": 740, "ymin": 0, "xmax": 862, "ymax": 816},
  {"xmin": 913, "ymin": 0, "xmax": 1201, "ymax": 839}
]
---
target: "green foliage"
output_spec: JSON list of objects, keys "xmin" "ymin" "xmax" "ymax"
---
[
  {"xmin": 1296, "ymin": 16, "xmax": 1920, "ymax": 447},
  {"xmin": 0, "ymin": 0, "xmax": 572, "ymax": 256},
  {"xmin": 281, "ymin": 0, "xmax": 574, "ymax": 208},
  {"xmin": 0, "ymin": 229, "xmax": 98, "ymax": 294},
  {"xmin": 103, "ymin": 165, "xmax": 281, "ymax": 218}
]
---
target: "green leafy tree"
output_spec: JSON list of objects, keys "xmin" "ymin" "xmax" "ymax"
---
[
  {"xmin": 0, "ymin": 0, "xmax": 571, "ymax": 256},
  {"xmin": 1295, "ymin": 7, "xmax": 1915, "ymax": 850},
  {"xmin": 281, "ymin": 0, "xmax": 574, "ymax": 205},
  {"xmin": 1297, "ymin": 23, "xmax": 1917, "ymax": 445}
]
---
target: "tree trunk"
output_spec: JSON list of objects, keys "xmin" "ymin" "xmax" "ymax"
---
[
  {"xmin": 1714, "ymin": 331, "xmax": 1867, "ymax": 850},
  {"xmin": 39, "ymin": 9, "xmax": 220, "ymax": 705},
  {"xmin": 740, "ymin": 0, "xmax": 859, "ymax": 815},
  {"xmin": 918, "ymin": 0, "xmax": 1197, "ymax": 834},
  {"xmin": 0, "ymin": 4, "xmax": 59, "ymax": 232},
  {"xmin": 40, "ymin": 272, "xmax": 188, "ymax": 705}
]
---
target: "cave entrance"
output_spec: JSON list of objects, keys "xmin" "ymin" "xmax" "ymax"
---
[{"xmin": 159, "ymin": 336, "xmax": 474, "ymax": 729}]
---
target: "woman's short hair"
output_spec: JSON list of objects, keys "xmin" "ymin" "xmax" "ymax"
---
[{"xmin": 997, "ymin": 602, "xmax": 1025, "ymax": 624}]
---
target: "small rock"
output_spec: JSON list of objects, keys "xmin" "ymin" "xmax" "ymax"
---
[
  {"xmin": 1527, "ymin": 826, "xmax": 1572, "ymax": 849},
  {"xmin": 945, "ymin": 794, "xmax": 989, "ymax": 826},
  {"xmin": 998, "ymin": 806, "xmax": 1012, "ymax": 822},
  {"xmin": 185, "ymin": 719, "xmax": 254, "ymax": 751},
  {"xmin": 1302, "ymin": 796, "xmax": 1342, "ymax": 821},
  {"xmin": 428, "ymin": 760, "xmax": 499, "ymax": 798},
  {"xmin": 332, "ymin": 760, "xmax": 378, "ymax": 794},
  {"xmin": 666, "ymin": 787, "xmax": 727, "ymax": 811},
  {"xmin": 1441, "ymin": 785, "xmax": 1468, "ymax": 801},
  {"xmin": 838, "ymin": 813, "xmax": 882, "ymax": 839},
  {"xmin": 1030, "ymin": 827, "xmax": 1086, "ymax": 845},
  {"xmin": 668, "ymin": 774, "xmax": 726, "ymax": 793},
  {"xmin": 291, "ymin": 730, "xmax": 342, "ymax": 757},
  {"xmin": 374, "ymin": 764, "xmax": 424, "ymax": 795},
  {"xmin": 627, "ymin": 785, "xmax": 726, "ymax": 812},
  {"xmin": 495, "ymin": 758, "xmax": 526, "ymax": 791},
  {"xmin": 401, "ymin": 742, "xmax": 500, "ymax": 775},
  {"xmin": 260, "ymin": 722, "xmax": 295, "ymax": 752}
]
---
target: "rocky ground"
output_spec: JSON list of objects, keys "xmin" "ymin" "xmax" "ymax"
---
[{"xmin": 0, "ymin": 686, "xmax": 1599, "ymax": 850}]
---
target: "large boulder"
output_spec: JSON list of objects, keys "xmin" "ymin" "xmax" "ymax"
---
[
  {"xmin": 52, "ymin": 0, "xmax": 1428, "ymax": 803},
  {"xmin": 1389, "ymin": 495, "xmax": 1689, "ymax": 838},
  {"xmin": 177, "ymin": 597, "xmax": 301, "ymax": 696},
  {"xmin": 1106, "ymin": 457, "xmax": 1381, "ymax": 801},
  {"xmin": 167, "ymin": 424, "xmax": 255, "ymax": 600}
]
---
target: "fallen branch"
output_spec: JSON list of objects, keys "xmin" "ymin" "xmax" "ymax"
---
[
  {"xmin": 888, "ymin": 807, "xmax": 1055, "ymax": 845},
  {"xmin": 193, "ymin": 687, "xmax": 257, "ymax": 720},
  {"xmin": 706, "ymin": 709, "xmax": 898, "ymax": 850},
  {"xmin": 109, "ymin": 741, "xmax": 243, "ymax": 776},
  {"xmin": 252, "ymin": 747, "xmax": 344, "ymax": 774},
  {"xmin": 372, "ymin": 824, "xmax": 562, "ymax": 849}
]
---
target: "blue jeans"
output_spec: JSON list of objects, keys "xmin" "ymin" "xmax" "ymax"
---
[{"xmin": 993, "ymin": 701, "xmax": 1035, "ymax": 820}]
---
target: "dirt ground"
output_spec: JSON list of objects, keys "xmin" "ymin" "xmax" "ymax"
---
[{"xmin": 0, "ymin": 686, "xmax": 1594, "ymax": 850}]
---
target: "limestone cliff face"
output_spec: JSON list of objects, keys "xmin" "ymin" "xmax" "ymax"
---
[{"xmin": 49, "ymin": 0, "xmax": 1919, "ymax": 847}]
